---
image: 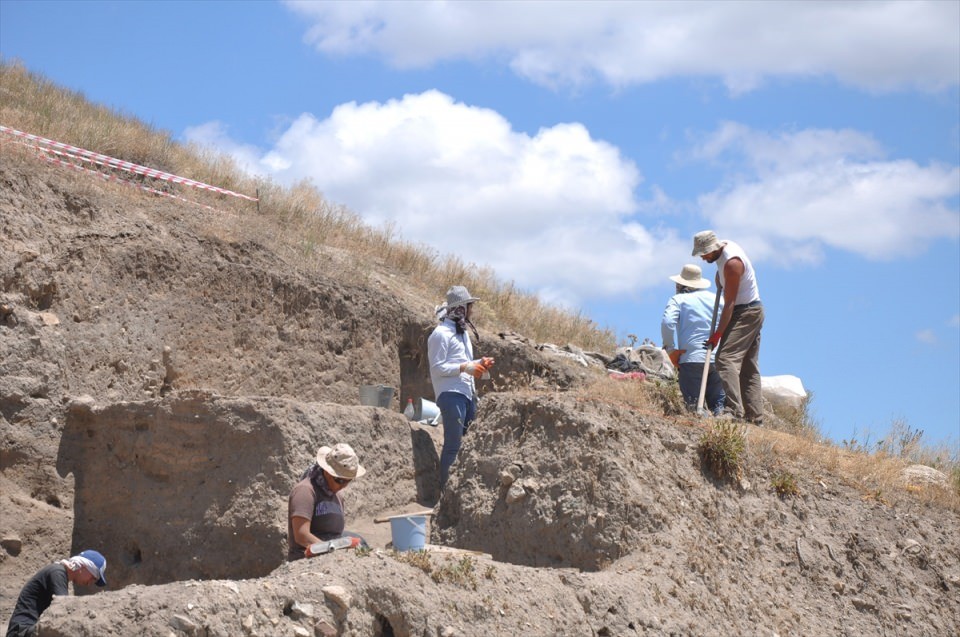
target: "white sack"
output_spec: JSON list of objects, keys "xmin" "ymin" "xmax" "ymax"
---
[{"xmin": 761, "ymin": 375, "xmax": 807, "ymax": 411}]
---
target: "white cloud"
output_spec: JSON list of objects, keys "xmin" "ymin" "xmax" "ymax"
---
[
  {"xmin": 950, "ymin": 314, "xmax": 960, "ymax": 328},
  {"xmin": 283, "ymin": 0, "xmax": 959, "ymax": 93},
  {"xmin": 916, "ymin": 329, "xmax": 937, "ymax": 344},
  {"xmin": 693, "ymin": 123, "xmax": 960, "ymax": 264},
  {"xmin": 182, "ymin": 121, "xmax": 268, "ymax": 177},
  {"xmin": 187, "ymin": 106, "xmax": 958, "ymax": 307},
  {"xmin": 191, "ymin": 91, "xmax": 687, "ymax": 305}
]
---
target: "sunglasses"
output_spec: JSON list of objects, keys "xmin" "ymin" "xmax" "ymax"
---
[{"xmin": 331, "ymin": 476, "xmax": 352, "ymax": 486}]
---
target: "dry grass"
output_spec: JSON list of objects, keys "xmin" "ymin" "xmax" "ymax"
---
[
  {"xmin": 750, "ymin": 425, "xmax": 959, "ymax": 512},
  {"xmin": 0, "ymin": 59, "xmax": 615, "ymax": 351},
  {"xmin": 581, "ymin": 374, "xmax": 959, "ymax": 508},
  {"xmin": 577, "ymin": 374, "xmax": 686, "ymax": 417}
]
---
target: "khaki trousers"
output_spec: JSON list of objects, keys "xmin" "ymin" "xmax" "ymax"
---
[{"xmin": 715, "ymin": 304, "xmax": 764, "ymax": 421}]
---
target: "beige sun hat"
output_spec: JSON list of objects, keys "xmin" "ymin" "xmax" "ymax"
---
[
  {"xmin": 691, "ymin": 230, "xmax": 724, "ymax": 257},
  {"xmin": 669, "ymin": 264, "xmax": 711, "ymax": 289},
  {"xmin": 445, "ymin": 285, "xmax": 479, "ymax": 309},
  {"xmin": 316, "ymin": 443, "xmax": 366, "ymax": 479}
]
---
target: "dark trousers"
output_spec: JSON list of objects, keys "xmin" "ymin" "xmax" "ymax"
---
[{"xmin": 678, "ymin": 362, "xmax": 725, "ymax": 415}]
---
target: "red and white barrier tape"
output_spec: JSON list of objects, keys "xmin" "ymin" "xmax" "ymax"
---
[
  {"xmin": 0, "ymin": 124, "xmax": 258, "ymax": 202},
  {"xmin": 25, "ymin": 142, "xmax": 226, "ymax": 213}
]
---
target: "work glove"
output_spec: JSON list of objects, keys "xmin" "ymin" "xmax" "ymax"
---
[
  {"xmin": 668, "ymin": 349, "xmax": 685, "ymax": 368},
  {"xmin": 462, "ymin": 360, "xmax": 487, "ymax": 379},
  {"xmin": 480, "ymin": 356, "xmax": 496, "ymax": 369},
  {"xmin": 703, "ymin": 332, "xmax": 722, "ymax": 349}
]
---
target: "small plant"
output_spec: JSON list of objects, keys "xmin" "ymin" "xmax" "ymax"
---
[
  {"xmin": 641, "ymin": 379, "xmax": 686, "ymax": 417},
  {"xmin": 354, "ymin": 545, "xmax": 373, "ymax": 558},
  {"xmin": 770, "ymin": 471, "xmax": 800, "ymax": 498},
  {"xmin": 391, "ymin": 549, "xmax": 433, "ymax": 575},
  {"xmin": 484, "ymin": 564, "xmax": 497, "ymax": 580},
  {"xmin": 432, "ymin": 555, "xmax": 478, "ymax": 590},
  {"xmin": 698, "ymin": 420, "xmax": 746, "ymax": 481}
]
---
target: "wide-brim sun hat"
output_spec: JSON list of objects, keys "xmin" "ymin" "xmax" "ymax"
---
[
  {"xmin": 669, "ymin": 264, "xmax": 711, "ymax": 289},
  {"xmin": 445, "ymin": 285, "xmax": 479, "ymax": 309},
  {"xmin": 691, "ymin": 230, "xmax": 724, "ymax": 257},
  {"xmin": 316, "ymin": 443, "xmax": 366, "ymax": 479}
]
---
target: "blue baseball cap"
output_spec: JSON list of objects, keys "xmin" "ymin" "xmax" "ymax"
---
[{"xmin": 79, "ymin": 549, "xmax": 107, "ymax": 587}]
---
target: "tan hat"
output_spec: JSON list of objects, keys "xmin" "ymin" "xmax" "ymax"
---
[
  {"xmin": 669, "ymin": 264, "xmax": 711, "ymax": 289},
  {"xmin": 691, "ymin": 230, "xmax": 724, "ymax": 257},
  {"xmin": 445, "ymin": 285, "xmax": 479, "ymax": 309},
  {"xmin": 316, "ymin": 443, "xmax": 366, "ymax": 479}
]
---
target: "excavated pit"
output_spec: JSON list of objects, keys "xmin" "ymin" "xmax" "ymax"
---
[{"xmin": 56, "ymin": 392, "xmax": 431, "ymax": 589}]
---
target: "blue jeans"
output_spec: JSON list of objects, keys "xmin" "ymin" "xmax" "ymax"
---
[
  {"xmin": 437, "ymin": 391, "xmax": 476, "ymax": 488},
  {"xmin": 678, "ymin": 362, "xmax": 725, "ymax": 415}
]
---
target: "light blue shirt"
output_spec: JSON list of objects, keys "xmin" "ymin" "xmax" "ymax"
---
[
  {"xmin": 661, "ymin": 289, "xmax": 723, "ymax": 365},
  {"xmin": 427, "ymin": 319, "xmax": 476, "ymax": 399}
]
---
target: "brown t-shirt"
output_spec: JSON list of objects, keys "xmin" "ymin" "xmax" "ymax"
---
[{"xmin": 287, "ymin": 476, "xmax": 345, "ymax": 560}]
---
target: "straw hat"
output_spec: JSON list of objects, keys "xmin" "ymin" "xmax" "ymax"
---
[
  {"xmin": 669, "ymin": 264, "xmax": 711, "ymax": 289},
  {"xmin": 691, "ymin": 230, "xmax": 724, "ymax": 257},
  {"xmin": 316, "ymin": 443, "xmax": 366, "ymax": 479}
]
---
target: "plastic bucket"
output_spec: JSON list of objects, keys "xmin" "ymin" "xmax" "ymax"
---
[
  {"xmin": 415, "ymin": 398, "xmax": 440, "ymax": 423},
  {"xmin": 389, "ymin": 514, "xmax": 427, "ymax": 552},
  {"xmin": 359, "ymin": 384, "xmax": 394, "ymax": 408}
]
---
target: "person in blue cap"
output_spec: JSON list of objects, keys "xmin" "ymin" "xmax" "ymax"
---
[{"xmin": 5, "ymin": 549, "xmax": 106, "ymax": 637}]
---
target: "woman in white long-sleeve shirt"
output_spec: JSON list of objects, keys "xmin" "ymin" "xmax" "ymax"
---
[{"xmin": 427, "ymin": 285, "xmax": 492, "ymax": 489}]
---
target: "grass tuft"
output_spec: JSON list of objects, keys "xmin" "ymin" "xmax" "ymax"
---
[
  {"xmin": 698, "ymin": 420, "xmax": 746, "ymax": 482},
  {"xmin": 389, "ymin": 551, "xmax": 478, "ymax": 589},
  {"xmin": 770, "ymin": 470, "xmax": 801, "ymax": 498}
]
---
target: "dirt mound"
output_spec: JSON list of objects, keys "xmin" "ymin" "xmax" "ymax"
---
[
  {"xmin": 2, "ymin": 145, "xmax": 960, "ymax": 636},
  {"xmin": 435, "ymin": 392, "xmax": 682, "ymax": 570}
]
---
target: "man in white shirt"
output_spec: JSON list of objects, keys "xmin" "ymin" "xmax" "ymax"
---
[
  {"xmin": 427, "ymin": 285, "xmax": 493, "ymax": 488},
  {"xmin": 693, "ymin": 231, "xmax": 765, "ymax": 424}
]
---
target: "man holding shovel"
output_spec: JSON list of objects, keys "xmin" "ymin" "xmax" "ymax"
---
[
  {"xmin": 660, "ymin": 264, "xmax": 725, "ymax": 415},
  {"xmin": 693, "ymin": 230, "xmax": 765, "ymax": 425}
]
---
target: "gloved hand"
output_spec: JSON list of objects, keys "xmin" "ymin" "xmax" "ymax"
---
[
  {"xmin": 480, "ymin": 356, "xmax": 496, "ymax": 369},
  {"xmin": 462, "ymin": 360, "xmax": 488, "ymax": 379},
  {"xmin": 668, "ymin": 349, "xmax": 685, "ymax": 368},
  {"xmin": 703, "ymin": 332, "xmax": 722, "ymax": 349}
]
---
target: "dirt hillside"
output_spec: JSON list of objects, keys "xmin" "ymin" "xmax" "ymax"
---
[{"xmin": 1, "ymin": 147, "xmax": 959, "ymax": 637}]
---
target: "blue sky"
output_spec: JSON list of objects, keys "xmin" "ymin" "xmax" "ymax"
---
[{"xmin": 2, "ymin": 1, "xmax": 958, "ymax": 452}]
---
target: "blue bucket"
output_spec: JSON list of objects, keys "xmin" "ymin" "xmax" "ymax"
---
[{"xmin": 390, "ymin": 514, "xmax": 427, "ymax": 552}]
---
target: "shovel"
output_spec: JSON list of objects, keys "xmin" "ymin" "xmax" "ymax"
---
[
  {"xmin": 373, "ymin": 510, "xmax": 435, "ymax": 523},
  {"xmin": 696, "ymin": 285, "xmax": 722, "ymax": 415}
]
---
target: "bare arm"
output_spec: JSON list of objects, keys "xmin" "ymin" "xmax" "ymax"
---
[
  {"xmin": 714, "ymin": 258, "xmax": 744, "ymax": 339},
  {"xmin": 291, "ymin": 516, "xmax": 323, "ymax": 551}
]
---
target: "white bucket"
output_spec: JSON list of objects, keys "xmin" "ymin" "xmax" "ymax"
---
[
  {"xmin": 359, "ymin": 384, "xmax": 394, "ymax": 408},
  {"xmin": 390, "ymin": 514, "xmax": 427, "ymax": 552},
  {"xmin": 415, "ymin": 398, "xmax": 441, "ymax": 423}
]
